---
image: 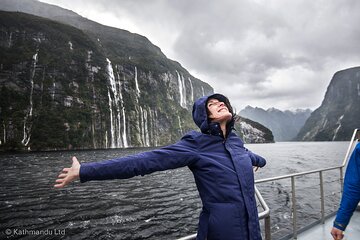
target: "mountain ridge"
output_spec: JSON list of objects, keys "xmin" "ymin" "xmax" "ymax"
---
[
  {"xmin": 239, "ymin": 106, "xmax": 312, "ymax": 141},
  {"xmin": 296, "ymin": 66, "xmax": 360, "ymax": 141}
]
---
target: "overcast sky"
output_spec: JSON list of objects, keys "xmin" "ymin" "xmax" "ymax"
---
[{"xmin": 40, "ymin": 0, "xmax": 360, "ymax": 111}]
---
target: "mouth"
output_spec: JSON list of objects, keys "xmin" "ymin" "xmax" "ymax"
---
[{"xmin": 218, "ymin": 108, "xmax": 228, "ymax": 113}]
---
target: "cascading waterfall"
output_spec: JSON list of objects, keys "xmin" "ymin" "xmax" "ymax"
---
[
  {"xmin": 134, "ymin": 66, "xmax": 141, "ymax": 97},
  {"xmin": 105, "ymin": 130, "xmax": 108, "ymax": 149},
  {"xmin": 106, "ymin": 58, "xmax": 128, "ymax": 148},
  {"xmin": 121, "ymin": 72, "xmax": 129, "ymax": 147},
  {"xmin": 153, "ymin": 110, "xmax": 158, "ymax": 146},
  {"xmin": 188, "ymin": 77, "xmax": 194, "ymax": 102},
  {"xmin": 176, "ymin": 71, "xmax": 187, "ymax": 108},
  {"xmin": 148, "ymin": 108, "xmax": 154, "ymax": 146},
  {"xmin": 332, "ymin": 115, "xmax": 344, "ymax": 141},
  {"xmin": 107, "ymin": 89, "xmax": 116, "ymax": 148},
  {"xmin": 143, "ymin": 108, "xmax": 150, "ymax": 147},
  {"xmin": 201, "ymin": 86, "xmax": 205, "ymax": 96},
  {"xmin": 86, "ymin": 50, "xmax": 96, "ymax": 148},
  {"xmin": 21, "ymin": 50, "xmax": 38, "ymax": 147},
  {"xmin": 139, "ymin": 106, "xmax": 144, "ymax": 145},
  {"xmin": 1, "ymin": 123, "xmax": 5, "ymax": 145},
  {"xmin": 68, "ymin": 41, "xmax": 73, "ymax": 51},
  {"xmin": 134, "ymin": 66, "xmax": 150, "ymax": 147},
  {"xmin": 8, "ymin": 32, "xmax": 12, "ymax": 48},
  {"xmin": 357, "ymin": 83, "xmax": 360, "ymax": 96},
  {"xmin": 52, "ymin": 82, "xmax": 56, "ymax": 101},
  {"xmin": 178, "ymin": 116, "xmax": 183, "ymax": 135}
]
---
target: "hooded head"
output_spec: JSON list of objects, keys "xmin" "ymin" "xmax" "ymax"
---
[{"xmin": 192, "ymin": 93, "xmax": 234, "ymax": 133}]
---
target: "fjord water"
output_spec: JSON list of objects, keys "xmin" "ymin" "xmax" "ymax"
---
[{"xmin": 0, "ymin": 142, "xmax": 348, "ymax": 239}]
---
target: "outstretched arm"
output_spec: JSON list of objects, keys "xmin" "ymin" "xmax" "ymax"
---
[{"xmin": 54, "ymin": 156, "xmax": 80, "ymax": 188}]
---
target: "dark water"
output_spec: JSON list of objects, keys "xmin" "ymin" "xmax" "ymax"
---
[{"xmin": 0, "ymin": 142, "xmax": 349, "ymax": 239}]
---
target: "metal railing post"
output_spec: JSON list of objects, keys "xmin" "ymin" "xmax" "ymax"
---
[
  {"xmin": 319, "ymin": 171, "xmax": 325, "ymax": 223},
  {"xmin": 340, "ymin": 167, "xmax": 344, "ymax": 193},
  {"xmin": 291, "ymin": 176, "xmax": 297, "ymax": 239},
  {"xmin": 265, "ymin": 215, "xmax": 271, "ymax": 240}
]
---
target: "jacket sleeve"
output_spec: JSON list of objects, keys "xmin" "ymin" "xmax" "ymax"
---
[
  {"xmin": 79, "ymin": 133, "xmax": 199, "ymax": 183},
  {"xmin": 333, "ymin": 143, "xmax": 360, "ymax": 231},
  {"xmin": 246, "ymin": 149, "xmax": 266, "ymax": 167}
]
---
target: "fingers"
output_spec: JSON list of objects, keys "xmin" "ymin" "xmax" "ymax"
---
[
  {"xmin": 54, "ymin": 174, "xmax": 67, "ymax": 188},
  {"xmin": 54, "ymin": 179, "xmax": 65, "ymax": 188},
  {"xmin": 54, "ymin": 183, "xmax": 65, "ymax": 188},
  {"xmin": 58, "ymin": 173, "xmax": 67, "ymax": 178}
]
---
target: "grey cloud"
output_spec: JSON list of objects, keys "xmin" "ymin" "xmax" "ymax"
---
[{"xmin": 41, "ymin": 0, "xmax": 360, "ymax": 110}]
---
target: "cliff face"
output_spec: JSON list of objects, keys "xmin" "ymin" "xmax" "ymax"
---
[
  {"xmin": 235, "ymin": 116, "xmax": 274, "ymax": 144},
  {"xmin": 0, "ymin": 11, "xmax": 213, "ymax": 150},
  {"xmin": 296, "ymin": 67, "xmax": 360, "ymax": 141},
  {"xmin": 0, "ymin": 0, "xmax": 275, "ymax": 150},
  {"xmin": 239, "ymin": 106, "xmax": 311, "ymax": 141}
]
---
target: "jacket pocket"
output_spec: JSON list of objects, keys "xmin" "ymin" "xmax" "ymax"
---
[{"xmin": 207, "ymin": 203, "xmax": 248, "ymax": 240}]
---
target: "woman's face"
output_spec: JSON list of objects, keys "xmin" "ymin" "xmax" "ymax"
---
[{"xmin": 207, "ymin": 98, "xmax": 232, "ymax": 123}]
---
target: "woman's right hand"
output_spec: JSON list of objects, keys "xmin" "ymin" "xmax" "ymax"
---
[{"xmin": 54, "ymin": 156, "xmax": 80, "ymax": 188}]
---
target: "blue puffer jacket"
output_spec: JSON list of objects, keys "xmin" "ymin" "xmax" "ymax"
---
[
  {"xmin": 333, "ymin": 142, "xmax": 360, "ymax": 231},
  {"xmin": 80, "ymin": 94, "xmax": 266, "ymax": 240}
]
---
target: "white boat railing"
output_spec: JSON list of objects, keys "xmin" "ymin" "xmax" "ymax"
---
[
  {"xmin": 255, "ymin": 128, "xmax": 359, "ymax": 239},
  {"xmin": 177, "ymin": 129, "xmax": 359, "ymax": 240}
]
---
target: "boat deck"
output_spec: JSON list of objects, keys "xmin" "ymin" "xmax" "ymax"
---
[{"xmin": 296, "ymin": 211, "xmax": 360, "ymax": 240}]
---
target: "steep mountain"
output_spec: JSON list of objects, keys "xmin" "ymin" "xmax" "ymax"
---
[
  {"xmin": 0, "ymin": 0, "xmax": 274, "ymax": 151},
  {"xmin": 0, "ymin": 10, "xmax": 213, "ymax": 151},
  {"xmin": 239, "ymin": 106, "xmax": 311, "ymax": 141},
  {"xmin": 296, "ymin": 67, "xmax": 360, "ymax": 141}
]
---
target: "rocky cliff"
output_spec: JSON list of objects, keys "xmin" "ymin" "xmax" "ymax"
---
[
  {"xmin": 0, "ymin": 10, "xmax": 213, "ymax": 150},
  {"xmin": 239, "ymin": 106, "xmax": 311, "ymax": 141},
  {"xmin": 296, "ymin": 67, "xmax": 360, "ymax": 141},
  {"xmin": 0, "ymin": 0, "xmax": 274, "ymax": 151},
  {"xmin": 235, "ymin": 116, "xmax": 274, "ymax": 143}
]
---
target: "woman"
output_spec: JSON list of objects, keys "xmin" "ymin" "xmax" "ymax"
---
[{"xmin": 55, "ymin": 93, "xmax": 266, "ymax": 240}]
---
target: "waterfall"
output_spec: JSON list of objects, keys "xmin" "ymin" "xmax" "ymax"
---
[
  {"xmin": 121, "ymin": 72, "xmax": 129, "ymax": 147},
  {"xmin": 121, "ymin": 106, "xmax": 128, "ymax": 147},
  {"xmin": 86, "ymin": 50, "xmax": 97, "ymax": 148},
  {"xmin": 357, "ymin": 83, "xmax": 360, "ymax": 96},
  {"xmin": 21, "ymin": 50, "xmax": 38, "ymax": 147},
  {"xmin": 105, "ymin": 130, "xmax": 108, "ymax": 148},
  {"xmin": 188, "ymin": 77, "xmax": 194, "ymax": 102},
  {"xmin": 107, "ymin": 89, "xmax": 115, "ymax": 148},
  {"xmin": 143, "ymin": 108, "xmax": 150, "ymax": 147},
  {"xmin": 8, "ymin": 32, "xmax": 12, "ymax": 48},
  {"xmin": 134, "ymin": 66, "xmax": 141, "ymax": 97},
  {"xmin": 106, "ymin": 58, "xmax": 129, "ymax": 148},
  {"xmin": 332, "ymin": 115, "xmax": 344, "ymax": 141},
  {"xmin": 176, "ymin": 71, "xmax": 187, "ymax": 108},
  {"xmin": 68, "ymin": 41, "xmax": 73, "ymax": 50},
  {"xmin": 138, "ymin": 106, "xmax": 143, "ymax": 145},
  {"xmin": 1, "ymin": 123, "xmax": 5, "ymax": 145},
  {"xmin": 178, "ymin": 116, "xmax": 183, "ymax": 135},
  {"xmin": 201, "ymin": 86, "xmax": 205, "ymax": 96},
  {"xmin": 52, "ymin": 82, "xmax": 56, "ymax": 101}
]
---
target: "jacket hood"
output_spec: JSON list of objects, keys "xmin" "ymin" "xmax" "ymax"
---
[{"xmin": 192, "ymin": 93, "xmax": 234, "ymax": 134}]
